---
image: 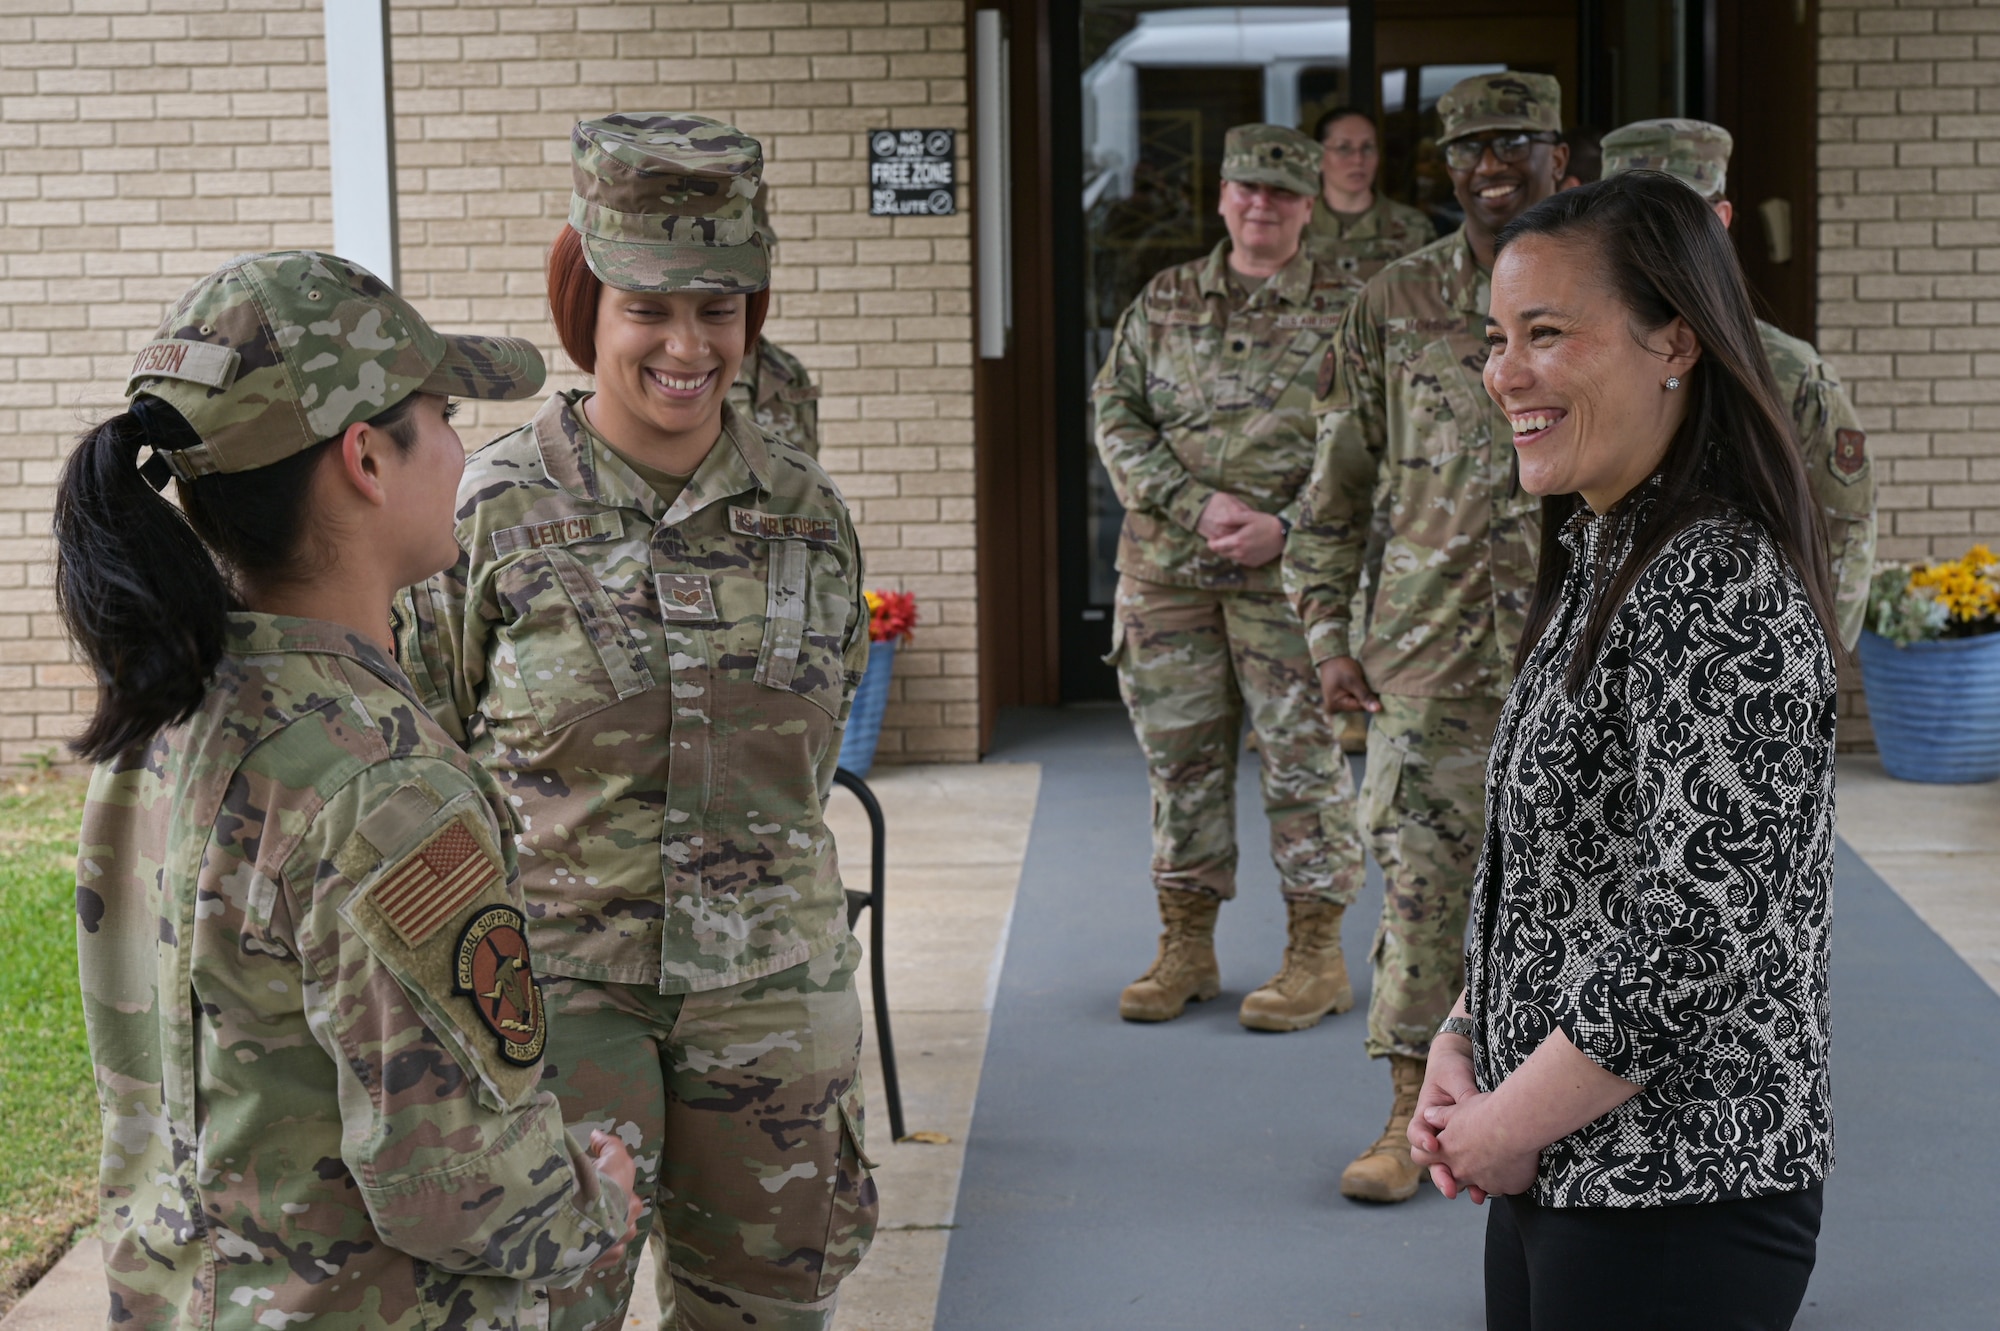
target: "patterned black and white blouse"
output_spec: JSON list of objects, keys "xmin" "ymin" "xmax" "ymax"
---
[{"xmin": 1465, "ymin": 487, "xmax": 1837, "ymax": 1208}]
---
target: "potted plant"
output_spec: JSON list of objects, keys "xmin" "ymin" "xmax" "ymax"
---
[
  {"xmin": 1856, "ymin": 543, "xmax": 2000, "ymax": 783},
  {"xmin": 838, "ymin": 589, "xmax": 918, "ymax": 777}
]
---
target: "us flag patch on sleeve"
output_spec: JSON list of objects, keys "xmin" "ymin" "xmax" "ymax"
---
[{"xmin": 369, "ymin": 817, "xmax": 502, "ymax": 948}]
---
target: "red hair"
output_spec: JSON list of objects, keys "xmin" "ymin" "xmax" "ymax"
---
[{"xmin": 545, "ymin": 225, "xmax": 769, "ymax": 375}]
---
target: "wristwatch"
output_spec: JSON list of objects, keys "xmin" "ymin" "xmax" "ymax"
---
[{"xmin": 1436, "ymin": 1016, "xmax": 1477, "ymax": 1043}]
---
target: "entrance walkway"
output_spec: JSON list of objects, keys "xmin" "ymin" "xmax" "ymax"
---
[{"xmin": 936, "ymin": 707, "xmax": 2000, "ymax": 1331}]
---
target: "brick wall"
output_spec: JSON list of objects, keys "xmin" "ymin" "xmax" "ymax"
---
[
  {"xmin": 0, "ymin": 0, "xmax": 977, "ymax": 767},
  {"xmin": 0, "ymin": 0, "xmax": 334, "ymax": 767},
  {"xmin": 1819, "ymin": 0, "xmax": 2000, "ymax": 748}
]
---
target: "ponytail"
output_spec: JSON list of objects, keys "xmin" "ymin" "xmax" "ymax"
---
[
  {"xmin": 55, "ymin": 400, "xmax": 233, "ymax": 762},
  {"xmin": 55, "ymin": 393, "xmax": 424, "ymax": 762}
]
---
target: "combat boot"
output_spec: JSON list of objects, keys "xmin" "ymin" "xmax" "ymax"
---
[
  {"xmin": 1237, "ymin": 900, "xmax": 1353, "ymax": 1031},
  {"xmin": 1118, "ymin": 889, "xmax": 1222, "ymax": 1022},
  {"xmin": 1340, "ymin": 1054, "xmax": 1427, "ymax": 1203}
]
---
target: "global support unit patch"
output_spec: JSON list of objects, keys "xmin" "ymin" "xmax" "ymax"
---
[{"xmin": 455, "ymin": 905, "xmax": 547, "ymax": 1065}]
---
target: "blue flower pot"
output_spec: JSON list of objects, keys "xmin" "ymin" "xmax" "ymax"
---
[
  {"xmin": 838, "ymin": 641, "xmax": 897, "ymax": 777},
  {"xmin": 1856, "ymin": 628, "xmax": 2000, "ymax": 784}
]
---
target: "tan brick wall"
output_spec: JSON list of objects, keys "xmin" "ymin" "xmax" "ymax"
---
[
  {"xmin": 0, "ymin": 0, "xmax": 334, "ymax": 767},
  {"xmin": 0, "ymin": 0, "xmax": 977, "ymax": 767},
  {"xmin": 1819, "ymin": 0, "xmax": 2000, "ymax": 749}
]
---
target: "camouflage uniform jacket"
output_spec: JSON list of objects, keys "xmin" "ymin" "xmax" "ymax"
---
[
  {"xmin": 727, "ymin": 337, "xmax": 823, "ymax": 459},
  {"xmin": 76, "ymin": 614, "xmax": 629, "ymax": 1331},
  {"xmin": 1283, "ymin": 228, "xmax": 1540, "ymax": 698},
  {"xmin": 1760, "ymin": 319, "xmax": 1876, "ymax": 649},
  {"xmin": 1093, "ymin": 239, "xmax": 1358, "ymax": 593},
  {"xmin": 1304, "ymin": 193, "xmax": 1438, "ymax": 285},
  {"xmin": 396, "ymin": 391, "xmax": 868, "ymax": 993}
]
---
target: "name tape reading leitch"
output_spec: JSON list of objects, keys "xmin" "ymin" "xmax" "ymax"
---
[{"xmin": 869, "ymin": 129, "xmax": 957, "ymax": 217}]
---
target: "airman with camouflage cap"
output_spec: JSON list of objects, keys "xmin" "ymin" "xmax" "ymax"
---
[
  {"xmin": 727, "ymin": 183, "xmax": 824, "ymax": 458},
  {"xmin": 58, "ymin": 251, "xmax": 641, "ymax": 1329},
  {"xmin": 396, "ymin": 115, "xmax": 875, "ymax": 1331},
  {"xmin": 1283, "ymin": 70, "xmax": 1569, "ymax": 1205},
  {"xmin": 1602, "ymin": 117, "xmax": 1877, "ymax": 645},
  {"xmin": 1095, "ymin": 120, "xmax": 1368, "ymax": 1038}
]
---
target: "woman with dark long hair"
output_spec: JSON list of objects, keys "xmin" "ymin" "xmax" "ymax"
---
[
  {"xmin": 1408, "ymin": 171, "xmax": 1839, "ymax": 1330},
  {"xmin": 58, "ymin": 251, "xmax": 638, "ymax": 1330},
  {"xmin": 395, "ymin": 115, "xmax": 874, "ymax": 1331}
]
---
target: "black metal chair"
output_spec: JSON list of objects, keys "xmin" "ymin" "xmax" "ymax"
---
[{"xmin": 832, "ymin": 767, "xmax": 906, "ymax": 1142}]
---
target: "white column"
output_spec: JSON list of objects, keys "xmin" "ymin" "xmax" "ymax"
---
[
  {"xmin": 323, "ymin": 0, "xmax": 399, "ymax": 288},
  {"xmin": 975, "ymin": 9, "xmax": 1011, "ymax": 360}
]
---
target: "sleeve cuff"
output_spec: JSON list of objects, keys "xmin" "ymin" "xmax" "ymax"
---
[
  {"xmin": 1304, "ymin": 617, "xmax": 1353, "ymax": 668},
  {"xmin": 1167, "ymin": 481, "xmax": 1219, "ymax": 533}
]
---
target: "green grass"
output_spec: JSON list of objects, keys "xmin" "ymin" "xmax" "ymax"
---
[{"xmin": 0, "ymin": 773, "xmax": 95, "ymax": 1309}]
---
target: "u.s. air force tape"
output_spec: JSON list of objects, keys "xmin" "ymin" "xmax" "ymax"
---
[{"xmin": 728, "ymin": 506, "xmax": 837, "ymax": 543}]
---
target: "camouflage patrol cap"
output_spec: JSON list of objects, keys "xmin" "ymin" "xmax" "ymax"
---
[
  {"xmin": 1220, "ymin": 124, "xmax": 1322, "ymax": 196},
  {"xmin": 1601, "ymin": 118, "xmax": 1733, "ymax": 199},
  {"xmin": 1435, "ymin": 71, "xmax": 1562, "ymax": 145},
  {"xmin": 126, "ymin": 251, "xmax": 545, "ymax": 480},
  {"xmin": 569, "ymin": 112, "xmax": 770, "ymax": 294}
]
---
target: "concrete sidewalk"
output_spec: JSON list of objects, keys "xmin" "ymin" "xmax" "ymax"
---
[{"xmin": 3, "ymin": 762, "xmax": 1041, "ymax": 1331}]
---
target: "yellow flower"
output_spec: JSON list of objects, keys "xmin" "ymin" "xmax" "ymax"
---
[{"xmin": 1909, "ymin": 544, "xmax": 2000, "ymax": 623}]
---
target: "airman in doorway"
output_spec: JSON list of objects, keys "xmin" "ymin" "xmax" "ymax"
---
[{"xmin": 1095, "ymin": 123, "xmax": 1368, "ymax": 1035}]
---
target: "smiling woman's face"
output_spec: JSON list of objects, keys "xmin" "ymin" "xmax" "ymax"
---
[
  {"xmin": 586, "ymin": 286, "xmax": 748, "ymax": 465},
  {"xmin": 1483, "ymin": 232, "xmax": 1699, "ymax": 512}
]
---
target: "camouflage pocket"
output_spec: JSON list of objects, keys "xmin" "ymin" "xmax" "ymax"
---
[
  {"xmin": 754, "ymin": 541, "xmax": 850, "ymax": 719},
  {"xmin": 814, "ymin": 1080, "xmax": 880, "ymax": 1300},
  {"xmin": 1411, "ymin": 337, "xmax": 1488, "ymax": 455},
  {"xmin": 495, "ymin": 548, "xmax": 655, "ymax": 733}
]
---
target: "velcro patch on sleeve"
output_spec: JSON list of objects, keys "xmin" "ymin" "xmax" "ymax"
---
[
  {"xmin": 368, "ymin": 815, "xmax": 504, "ymax": 949},
  {"xmin": 491, "ymin": 511, "xmax": 621, "ymax": 557},
  {"xmin": 1833, "ymin": 428, "xmax": 1867, "ymax": 479},
  {"xmin": 126, "ymin": 339, "xmax": 241, "ymax": 393},
  {"xmin": 454, "ymin": 905, "xmax": 547, "ymax": 1066},
  {"xmin": 728, "ymin": 506, "xmax": 837, "ymax": 544},
  {"xmin": 1275, "ymin": 314, "xmax": 1341, "ymax": 329}
]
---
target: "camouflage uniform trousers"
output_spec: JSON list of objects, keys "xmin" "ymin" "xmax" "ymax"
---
[
  {"xmin": 540, "ymin": 933, "xmax": 877, "ymax": 1331},
  {"xmin": 1360, "ymin": 693, "xmax": 1505, "ymax": 1060},
  {"xmin": 1112, "ymin": 573, "xmax": 1364, "ymax": 903}
]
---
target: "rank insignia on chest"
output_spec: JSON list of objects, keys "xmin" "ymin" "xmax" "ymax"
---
[
  {"xmin": 1833, "ymin": 428, "xmax": 1867, "ymax": 478},
  {"xmin": 454, "ymin": 905, "xmax": 546, "ymax": 1066},
  {"xmin": 728, "ymin": 506, "xmax": 837, "ymax": 544},
  {"xmin": 657, "ymin": 572, "xmax": 718, "ymax": 621}
]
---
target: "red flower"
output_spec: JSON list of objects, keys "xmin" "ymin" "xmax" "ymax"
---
[{"xmin": 865, "ymin": 589, "xmax": 918, "ymax": 645}]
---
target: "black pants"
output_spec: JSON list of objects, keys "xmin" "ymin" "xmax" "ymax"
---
[{"xmin": 1485, "ymin": 1184, "xmax": 1824, "ymax": 1331}]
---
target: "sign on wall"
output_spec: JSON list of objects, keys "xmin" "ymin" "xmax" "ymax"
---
[{"xmin": 869, "ymin": 129, "xmax": 957, "ymax": 216}]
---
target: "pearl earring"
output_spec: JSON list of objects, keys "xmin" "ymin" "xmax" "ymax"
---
[{"xmin": 1665, "ymin": 376, "xmax": 1681, "ymax": 390}]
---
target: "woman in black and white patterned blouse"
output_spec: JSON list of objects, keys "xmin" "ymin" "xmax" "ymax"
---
[{"xmin": 1407, "ymin": 171, "xmax": 1842, "ymax": 1331}]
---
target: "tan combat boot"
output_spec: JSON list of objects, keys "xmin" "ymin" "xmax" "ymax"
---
[
  {"xmin": 1118, "ymin": 890, "xmax": 1222, "ymax": 1022},
  {"xmin": 1238, "ymin": 900, "xmax": 1353, "ymax": 1031},
  {"xmin": 1339, "ymin": 1054, "xmax": 1427, "ymax": 1203}
]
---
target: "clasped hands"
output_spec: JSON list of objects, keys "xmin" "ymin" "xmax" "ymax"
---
[
  {"xmin": 1407, "ymin": 1040, "xmax": 1541, "ymax": 1204},
  {"xmin": 1196, "ymin": 491, "xmax": 1285, "ymax": 567}
]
